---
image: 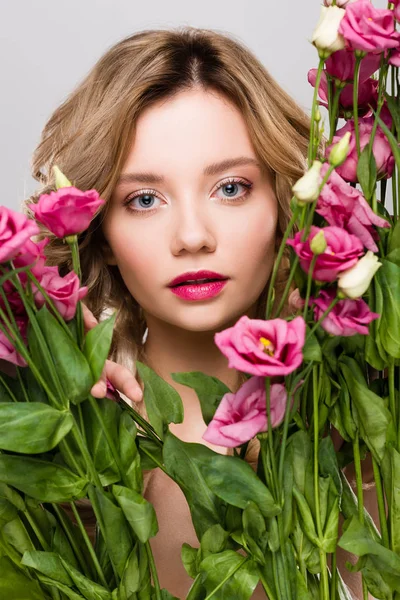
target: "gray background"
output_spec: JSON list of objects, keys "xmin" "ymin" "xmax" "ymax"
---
[{"xmin": 0, "ymin": 0, "xmax": 388, "ymax": 210}]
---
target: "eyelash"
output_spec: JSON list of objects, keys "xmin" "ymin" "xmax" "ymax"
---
[{"xmin": 122, "ymin": 177, "xmax": 253, "ymax": 214}]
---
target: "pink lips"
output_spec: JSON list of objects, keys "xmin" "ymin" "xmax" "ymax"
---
[
  {"xmin": 168, "ymin": 270, "xmax": 229, "ymax": 301},
  {"xmin": 170, "ymin": 279, "xmax": 228, "ymax": 301}
]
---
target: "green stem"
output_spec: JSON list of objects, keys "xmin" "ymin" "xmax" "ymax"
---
[
  {"xmin": 139, "ymin": 444, "xmax": 168, "ymax": 475},
  {"xmin": 372, "ymin": 456, "xmax": 390, "ymax": 548},
  {"xmin": 87, "ymin": 484, "xmax": 120, "ymax": 585},
  {"xmin": 312, "ymin": 367, "xmax": 329, "ymax": 599},
  {"xmin": 330, "ymin": 549, "xmax": 337, "ymax": 599},
  {"xmin": 388, "ymin": 361, "xmax": 398, "ymax": 449},
  {"xmin": 67, "ymin": 237, "xmax": 84, "ymax": 348},
  {"xmin": 353, "ymin": 435, "xmax": 370, "ymax": 600},
  {"xmin": 328, "ymin": 84, "xmax": 342, "ymax": 144},
  {"xmin": 308, "ymin": 58, "xmax": 325, "ymax": 167},
  {"xmin": 302, "ymin": 255, "xmax": 318, "ymax": 322},
  {"xmin": 52, "ymin": 503, "xmax": 94, "ymax": 580},
  {"xmin": 258, "ymin": 568, "xmax": 277, "ymax": 600},
  {"xmin": 69, "ymin": 501, "xmax": 109, "ymax": 589},
  {"xmin": 265, "ymin": 204, "xmax": 300, "ymax": 318},
  {"xmin": 264, "ymin": 379, "xmax": 278, "ymax": 498},
  {"xmin": 0, "ymin": 373, "xmax": 18, "ymax": 402},
  {"xmin": 273, "ymin": 256, "xmax": 299, "ymax": 319},
  {"xmin": 306, "ymin": 297, "xmax": 340, "ymax": 340},
  {"xmin": 145, "ymin": 541, "xmax": 162, "ymax": 600},
  {"xmin": 121, "ymin": 403, "xmax": 162, "ymax": 446},
  {"xmin": 69, "ymin": 416, "xmax": 103, "ymax": 488},
  {"xmin": 24, "ymin": 509, "xmax": 50, "ymax": 551},
  {"xmin": 16, "ymin": 367, "xmax": 30, "ymax": 403},
  {"xmin": 353, "ymin": 55, "xmax": 363, "ymax": 157}
]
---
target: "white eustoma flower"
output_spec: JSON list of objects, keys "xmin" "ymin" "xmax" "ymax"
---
[
  {"xmin": 292, "ymin": 161, "xmax": 323, "ymax": 204},
  {"xmin": 328, "ymin": 132, "xmax": 352, "ymax": 167},
  {"xmin": 338, "ymin": 251, "xmax": 382, "ymax": 299},
  {"xmin": 312, "ymin": 6, "xmax": 346, "ymax": 56}
]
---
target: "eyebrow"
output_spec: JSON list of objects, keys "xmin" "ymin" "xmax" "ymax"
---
[{"xmin": 116, "ymin": 156, "xmax": 261, "ymax": 186}]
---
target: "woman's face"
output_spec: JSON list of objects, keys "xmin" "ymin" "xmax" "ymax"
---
[{"xmin": 103, "ymin": 87, "xmax": 278, "ymax": 333}]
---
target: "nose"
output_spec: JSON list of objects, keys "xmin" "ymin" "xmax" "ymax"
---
[{"xmin": 170, "ymin": 197, "xmax": 217, "ymax": 256}]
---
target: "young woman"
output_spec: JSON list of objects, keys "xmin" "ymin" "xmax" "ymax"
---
[{"xmin": 24, "ymin": 26, "xmax": 367, "ymax": 598}]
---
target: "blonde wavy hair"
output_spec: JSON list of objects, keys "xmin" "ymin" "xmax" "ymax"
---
[{"xmin": 24, "ymin": 27, "xmax": 310, "ymax": 458}]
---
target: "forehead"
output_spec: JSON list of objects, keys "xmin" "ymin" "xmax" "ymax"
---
[{"xmin": 122, "ymin": 88, "xmax": 257, "ymax": 173}]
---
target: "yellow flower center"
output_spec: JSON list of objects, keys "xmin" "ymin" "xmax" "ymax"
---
[{"xmin": 260, "ymin": 337, "xmax": 274, "ymax": 356}]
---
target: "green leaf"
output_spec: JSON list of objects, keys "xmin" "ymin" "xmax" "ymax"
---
[
  {"xmin": 113, "ymin": 485, "xmax": 158, "ymax": 543},
  {"xmin": 119, "ymin": 544, "xmax": 140, "ymax": 596},
  {"xmin": 84, "ymin": 313, "xmax": 116, "ymax": 383},
  {"xmin": 0, "ymin": 482, "xmax": 25, "ymax": 511},
  {"xmin": 318, "ymin": 436, "xmax": 342, "ymax": 496},
  {"xmin": 51, "ymin": 521, "xmax": 79, "ymax": 569},
  {"xmin": 200, "ymin": 524, "xmax": 230, "ymax": 561},
  {"xmin": 385, "ymin": 92, "xmax": 400, "ymax": 137},
  {"xmin": 339, "ymin": 516, "xmax": 400, "ymax": 591},
  {"xmin": 0, "ymin": 402, "xmax": 73, "ymax": 453},
  {"xmin": 340, "ymin": 473, "xmax": 380, "ymax": 542},
  {"xmin": 90, "ymin": 486, "xmax": 133, "ymax": 578},
  {"xmin": 137, "ymin": 436, "xmax": 163, "ymax": 471},
  {"xmin": 242, "ymin": 502, "xmax": 267, "ymax": 565},
  {"xmin": 292, "ymin": 486, "xmax": 319, "ymax": 547},
  {"xmin": 0, "ymin": 556, "xmax": 45, "ymax": 600},
  {"xmin": 3, "ymin": 517, "xmax": 35, "ymax": 555},
  {"xmin": 119, "ymin": 411, "xmax": 142, "ymax": 493},
  {"xmin": 200, "ymin": 454, "xmax": 280, "ymax": 519},
  {"xmin": 356, "ymin": 145, "xmax": 377, "ymax": 201},
  {"xmin": 321, "ymin": 496, "xmax": 339, "ymax": 553},
  {"xmin": 171, "ymin": 371, "xmax": 231, "ymax": 425},
  {"xmin": 388, "ymin": 218, "xmax": 400, "ymax": 254},
  {"xmin": 163, "ymin": 432, "xmax": 225, "ymax": 539},
  {"xmin": 21, "ymin": 550, "xmax": 73, "ymax": 585},
  {"xmin": 81, "ymin": 398, "xmax": 121, "ymax": 486},
  {"xmin": 0, "ymin": 455, "xmax": 88, "ymax": 502},
  {"xmin": 136, "ymin": 361, "xmax": 183, "ymax": 439},
  {"xmin": 36, "ymin": 575, "xmax": 86, "ymax": 600},
  {"xmin": 375, "ymin": 259, "xmax": 400, "ymax": 358},
  {"xmin": 33, "ymin": 305, "xmax": 94, "ymax": 404},
  {"xmin": 0, "ymin": 498, "xmax": 18, "ymax": 527},
  {"xmin": 302, "ymin": 328, "xmax": 322, "ymax": 363},
  {"xmin": 288, "ymin": 430, "xmax": 312, "ymax": 495},
  {"xmin": 60, "ymin": 558, "xmax": 112, "ymax": 600},
  {"xmin": 181, "ymin": 543, "xmax": 199, "ymax": 579},
  {"xmin": 385, "ymin": 447, "xmax": 400, "ymax": 555},
  {"xmin": 199, "ymin": 551, "xmax": 259, "ymax": 600},
  {"xmin": 339, "ymin": 357, "xmax": 392, "ymax": 463},
  {"xmin": 378, "ymin": 113, "xmax": 400, "ymax": 176}
]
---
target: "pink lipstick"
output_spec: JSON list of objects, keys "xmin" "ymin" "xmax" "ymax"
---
[{"xmin": 168, "ymin": 270, "xmax": 229, "ymax": 301}]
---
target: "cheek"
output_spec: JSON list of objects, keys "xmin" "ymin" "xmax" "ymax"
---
[
  {"xmin": 103, "ymin": 216, "xmax": 160, "ymax": 286},
  {"xmin": 229, "ymin": 204, "xmax": 278, "ymax": 275}
]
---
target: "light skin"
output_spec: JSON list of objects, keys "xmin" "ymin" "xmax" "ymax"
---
[
  {"xmin": 88, "ymin": 87, "xmax": 275, "ymax": 596},
  {"xmin": 80, "ymin": 87, "xmax": 376, "ymax": 598}
]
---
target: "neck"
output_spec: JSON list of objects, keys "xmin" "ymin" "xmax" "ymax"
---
[{"xmin": 142, "ymin": 314, "xmax": 242, "ymax": 393}]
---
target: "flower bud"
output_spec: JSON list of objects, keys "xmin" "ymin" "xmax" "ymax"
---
[
  {"xmin": 53, "ymin": 165, "xmax": 72, "ymax": 190},
  {"xmin": 292, "ymin": 161, "xmax": 323, "ymax": 205},
  {"xmin": 312, "ymin": 6, "xmax": 346, "ymax": 58},
  {"xmin": 328, "ymin": 131, "xmax": 352, "ymax": 167},
  {"xmin": 310, "ymin": 230, "xmax": 327, "ymax": 255},
  {"xmin": 315, "ymin": 108, "xmax": 322, "ymax": 123},
  {"xmin": 338, "ymin": 251, "xmax": 382, "ymax": 299},
  {"xmin": 323, "ymin": 0, "xmax": 357, "ymax": 6}
]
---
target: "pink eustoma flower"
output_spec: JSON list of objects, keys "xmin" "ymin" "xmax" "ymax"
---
[
  {"xmin": 308, "ymin": 69, "xmax": 378, "ymax": 117},
  {"xmin": 327, "ymin": 117, "xmax": 395, "ymax": 183},
  {"xmin": 325, "ymin": 49, "xmax": 380, "ymax": 83},
  {"xmin": 316, "ymin": 164, "xmax": 389, "ymax": 252},
  {"xmin": 0, "ymin": 206, "xmax": 39, "ymax": 264},
  {"xmin": 389, "ymin": 47, "xmax": 400, "ymax": 67},
  {"xmin": 287, "ymin": 226, "xmax": 364, "ymax": 282},
  {"xmin": 33, "ymin": 267, "xmax": 88, "ymax": 321},
  {"xmin": 312, "ymin": 288, "xmax": 379, "ymax": 336},
  {"xmin": 29, "ymin": 187, "xmax": 105, "ymax": 238},
  {"xmin": 202, "ymin": 376, "xmax": 287, "ymax": 448},
  {"xmin": 214, "ymin": 315, "xmax": 306, "ymax": 377},
  {"xmin": 338, "ymin": 0, "xmax": 400, "ymax": 52},
  {"xmin": 0, "ymin": 317, "xmax": 28, "ymax": 367}
]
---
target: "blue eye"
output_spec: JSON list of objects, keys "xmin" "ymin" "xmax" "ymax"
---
[{"xmin": 123, "ymin": 177, "xmax": 253, "ymax": 214}]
